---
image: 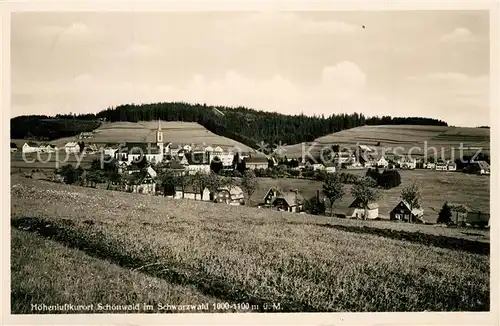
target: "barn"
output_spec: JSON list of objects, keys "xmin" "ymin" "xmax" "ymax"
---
[{"xmin": 345, "ymin": 198, "xmax": 379, "ymax": 219}]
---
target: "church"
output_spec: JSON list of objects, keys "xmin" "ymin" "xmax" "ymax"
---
[{"xmin": 119, "ymin": 120, "xmax": 165, "ymax": 165}]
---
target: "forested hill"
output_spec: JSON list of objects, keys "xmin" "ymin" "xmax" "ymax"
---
[{"xmin": 11, "ymin": 102, "xmax": 448, "ymax": 150}]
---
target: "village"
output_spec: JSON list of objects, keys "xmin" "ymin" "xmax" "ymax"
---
[{"xmin": 11, "ymin": 120, "xmax": 491, "ymax": 229}]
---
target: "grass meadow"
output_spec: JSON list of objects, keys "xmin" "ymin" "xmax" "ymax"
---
[
  {"xmin": 254, "ymin": 169, "xmax": 490, "ymax": 224},
  {"xmin": 10, "ymin": 176, "xmax": 489, "ymax": 313},
  {"xmin": 283, "ymin": 125, "xmax": 490, "ymax": 158}
]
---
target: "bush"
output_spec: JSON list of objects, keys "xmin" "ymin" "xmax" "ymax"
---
[
  {"xmin": 338, "ymin": 172, "xmax": 360, "ymax": 184},
  {"xmin": 304, "ymin": 196, "xmax": 326, "ymax": 215},
  {"xmin": 437, "ymin": 202, "xmax": 452, "ymax": 224}
]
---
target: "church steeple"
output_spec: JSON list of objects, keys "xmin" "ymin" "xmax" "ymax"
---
[{"xmin": 156, "ymin": 119, "xmax": 164, "ymax": 155}]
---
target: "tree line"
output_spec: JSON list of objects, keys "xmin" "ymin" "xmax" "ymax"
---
[{"xmin": 11, "ymin": 101, "xmax": 448, "ymax": 149}]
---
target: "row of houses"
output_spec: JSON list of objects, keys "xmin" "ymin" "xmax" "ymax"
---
[{"xmin": 18, "ymin": 141, "xmax": 82, "ymax": 154}]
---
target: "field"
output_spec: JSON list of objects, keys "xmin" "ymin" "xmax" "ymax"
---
[
  {"xmin": 254, "ymin": 169, "xmax": 490, "ymax": 224},
  {"xmin": 10, "ymin": 175, "xmax": 489, "ymax": 312},
  {"xmin": 282, "ymin": 125, "xmax": 490, "ymax": 158},
  {"xmin": 10, "ymin": 151, "xmax": 99, "ymax": 172}
]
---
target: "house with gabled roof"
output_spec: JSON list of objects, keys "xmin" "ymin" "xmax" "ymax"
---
[
  {"xmin": 346, "ymin": 198, "xmax": 379, "ymax": 219},
  {"xmin": 262, "ymin": 187, "xmax": 304, "ymax": 212},
  {"xmin": 214, "ymin": 185, "xmax": 245, "ymax": 205},
  {"xmin": 22, "ymin": 141, "xmax": 41, "ymax": 153},
  {"xmin": 64, "ymin": 142, "xmax": 81, "ymax": 153}
]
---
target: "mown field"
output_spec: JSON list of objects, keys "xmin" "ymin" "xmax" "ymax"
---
[
  {"xmin": 254, "ymin": 169, "xmax": 490, "ymax": 224},
  {"xmin": 283, "ymin": 125, "xmax": 490, "ymax": 158},
  {"xmin": 10, "ymin": 151, "xmax": 99, "ymax": 171},
  {"xmin": 10, "ymin": 176, "xmax": 490, "ymax": 313}
]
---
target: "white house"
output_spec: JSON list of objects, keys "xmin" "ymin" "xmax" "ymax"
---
[
  {"xmin": 174, "ymin": 185, "xmax": 211, "ymax": 201},
  {"xmin": 214, "ymin": 185, "xmax": 245, "ymax": 205},
  {"xmin": 186, "ymin": 164, "xmax": 211, "ymax": 175},
  {"xmin": 167, "ymin": 143, "xmax": 181, "ymax": 156},
  {"xmin": 447, "ymin": 162, "xmax": 457, "ymax": 171},
  {"xmin": 346, "ymin": 198, "xmax": 379, "ymax": 220},
  {"xmin": 435, "ymin": 162, "xmax": 448, "ymax": 171},
  {"xmin": 104, "ymin": 146, "xmax": 119, "ymax": 157},
  {"xmin": 376, "ymin": 157, "xmax": 389, "ymax": 168},
  {"xmin": 64, "ymin": 142, "xmax": 81, "ymax": 153},
  {"xmin": 218, "ymin": 151, "xmax": 236, "ymax": 167},
  {"xmin": 312, "ymin": 163, "xmax": 325, "ymax": 171},
  {"xmin": 324, "ymin": 163, "xmax": 336, "ymax": 173},
  {"xmin": 425, "ymin": 162, "xmax": 436, "ymax": 169}
]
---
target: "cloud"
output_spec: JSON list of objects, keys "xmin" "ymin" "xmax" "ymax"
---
[
  {"xmin": 440, "ymin": 28, "xmax": 478, "ymax": 43},
  {"xmin": 13, "ymin": 61, "xmax": 389, "ymax": 118},
  {"xmin": 404, "ymin": 72, "xmax": 488, "ymax": 125},
  {"xmin": 214, "ymin": 12, "xmax": 360, "ymax": 37}
]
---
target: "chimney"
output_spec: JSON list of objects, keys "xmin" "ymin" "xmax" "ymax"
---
[{"xmin": 316, "ymin": 189, "xmax": 319, "ymax": 200}]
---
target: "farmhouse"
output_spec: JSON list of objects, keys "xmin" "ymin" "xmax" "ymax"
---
[
  {"xmin": 174, "ymin": 185, "xmax": 211, "ymax": 201},
  {"xmin": 77, "ymin": 131, "xmax": 94, "ymax": 139},
  {"xmin": 122, "ymin": 142, "xmax": 162, "ymax": 165},
  {"xmin": 262, "ymin": 187, "xmax": 304, "ymax": 212},
  {"xmin": 10, "ymin": 143, "xmax": 18, "ymax": 152},
  {"xmin": 376, "ymin": 157, "xmax": 389, "ymax": 168},
  {"xmin": 168, "ymin": 160, "xmax": 187, "ymax": 176},
  {"xmin": 186, "ymin": 161, "xmax": 211, "ymax": 175},
  {"xmin": 311, "ymin": 163, "xmax": 325, "ymax": 171},
  {"xmin": 167, "ymin": 143, "xmax": 181, "ymax": 156},
  {"xmin": 398, "ymin": 157, "xmax": 416, "ymax": 170},
  {"xmin": 390, "ymin": 200, "xmax": 425, "ymax": 223},
  {"xmin": 103, "ymin": 145, "xmax": 120, "ymax": 158},
  {"xmin": 435, "ymin": 162, "xmax": 447, "ymax": 171},
  {"xmin": 425, "ymin": 162, "xmax": 436, "ymax": 169},
  {"xmin": 345, "ymin": 198, "xmax": 379, "ymax": 220},
  {"xmin": 447, "ymin": 162, "xmax": 457, "ymax": 171},
  {"xmin": 324, "ymin": 163, "xmax": 336, "ymax": 173},
  {"xmin": 22, "ymin": 142, "xmax": 41, "ymax": 153},
  {"xmin": 64, "ymin": 142, "xmax": 81, "ymax": 153},
  {"xmin": 214, "ymin": 186, "xmax": 245, "ymax": 205},
  {"xmin": 124, "ymin": 169, "xmax": 157, "ymax": 195},
  {"xmin": 245, "ymin": 155, "xmax": 269, "ymax": 170},
  {"xmin": 333, "ymin": 152, "xmax": 354, "ymax": 165}
]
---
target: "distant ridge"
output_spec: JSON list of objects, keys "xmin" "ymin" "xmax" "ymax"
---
[{"xmin": 11, "ymin": 101, "xmax": 449, "ymax": 152}]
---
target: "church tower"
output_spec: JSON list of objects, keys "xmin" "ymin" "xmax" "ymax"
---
[{"xmin": 156, "ymin": 119, "xmax": 164, "ymax": 156}]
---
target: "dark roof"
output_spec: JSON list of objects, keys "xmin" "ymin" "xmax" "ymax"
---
[
  {"xmin": 391, "ymin": 200, "xmax": 424, "ymax": 216},
  {"xmin": 348, "ymin": 197, "xmax": 379, "ymax": 210},
  {"xmin": 10, "ymin": 143, "xmax": 17, "ymax": 148},
  {"xmin": 169, "ymin": 161, "xmax": 185, "ymax": 170},
  {"xmin": 271, "ymin": 190, "xmax": 304, "ymax": 207}
]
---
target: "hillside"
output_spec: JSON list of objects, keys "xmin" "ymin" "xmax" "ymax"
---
[
  {"xmin": 282, "ymin": 125, "xmax": 490, "ymax": 159},
  {"xmin": 10, "ymin": 176, "xmax": 489, "ymax": 312},
  {"xmin": 14, "ymin": 121, "xmax": 255, "ymax": 153},
  {"xmin": 11, "ymin": 102, "xmax": 449, "ymax": 152}
]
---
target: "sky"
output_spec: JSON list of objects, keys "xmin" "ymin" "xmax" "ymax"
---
[{"xmin": 11, "ymin": 11, "xmax": 490, "ymax": 127}]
